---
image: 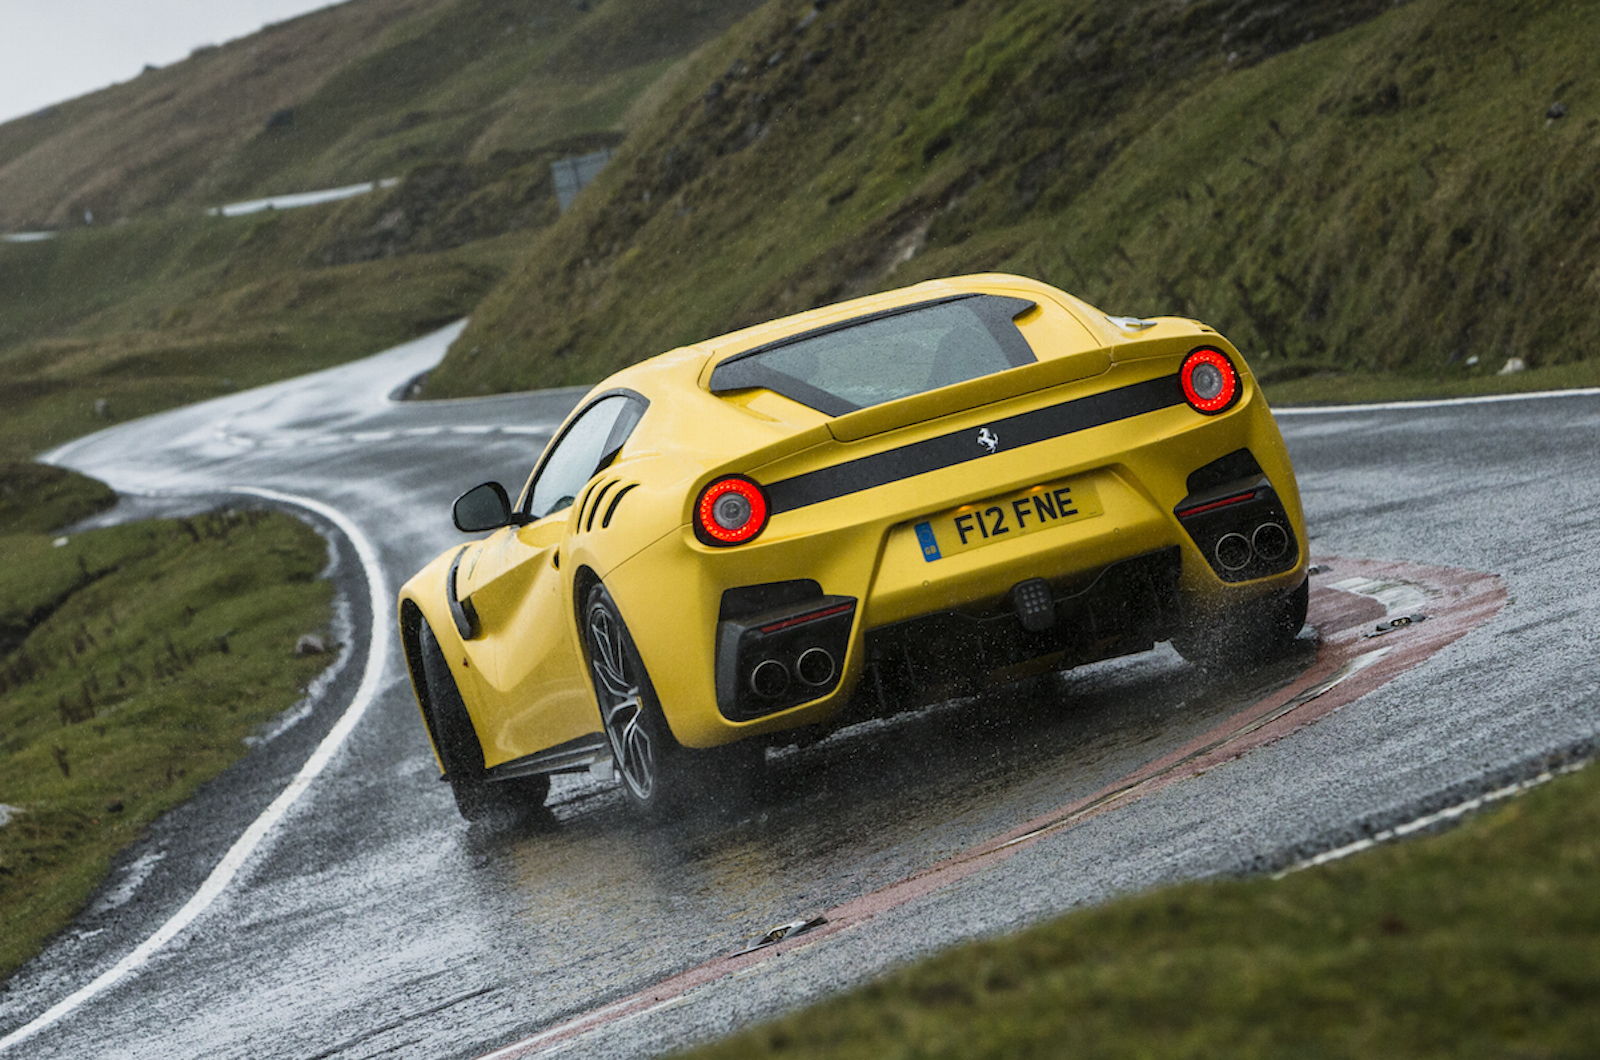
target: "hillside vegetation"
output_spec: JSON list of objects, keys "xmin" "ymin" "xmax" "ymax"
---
[
  {"xmin": 0, "ymin": 0, "xmax": 767, "ymax": 459},
  {"xmin": 0, "ymin": 499, "xmax": 336, "ymax": 981},
  {"xmin": 0, "ymin": 0, "xmax": 762, "ymax": 230},
  {"xmin": 2, "ymin": 0, "xmax": 1596, "ymax": 456},
  {"xmin": 429, "ymin": 0, "xmax": 1598, "ymax": 396}
]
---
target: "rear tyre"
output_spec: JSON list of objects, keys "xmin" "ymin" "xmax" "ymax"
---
[
  {"xmin": 1174, "ymin": 577, "xmax": 1309, "ymax": 669},
  {"xmin": 583, "ymin": 583, "xmax": 760, "ymax": 816},
  {"xmin": 418, "ymin": 621, "xmax": 550, "ymax": 822}
]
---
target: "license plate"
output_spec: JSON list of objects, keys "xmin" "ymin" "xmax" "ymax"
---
[{"xmin": 913, "ymin": 479, "xmax": 1102, "ymax": 562}]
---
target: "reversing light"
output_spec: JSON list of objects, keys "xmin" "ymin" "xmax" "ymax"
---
[
  {"xmin": 1180, "ymin": 347, "xmax": 1240, "ymax": 414},
  {"xmin": 695, "ymin": 476, "xmax": 770, "ymax": 546}
]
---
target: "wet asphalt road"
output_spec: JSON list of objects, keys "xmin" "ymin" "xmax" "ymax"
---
[{"xmin": 2, "ymin": 326, "xmax": 1599, "ymax": 1059}]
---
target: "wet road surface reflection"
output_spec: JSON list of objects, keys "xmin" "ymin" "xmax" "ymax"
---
[{"xmin": 459, "ymin": 639, "xmax": 1316, "ymax": 1003}]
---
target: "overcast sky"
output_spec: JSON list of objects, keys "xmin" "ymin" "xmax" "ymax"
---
[{"xmin": 0, "ymin": 0, "xmax": 345, "ymax": 126}]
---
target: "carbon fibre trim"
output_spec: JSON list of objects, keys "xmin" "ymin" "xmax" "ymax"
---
[
  {"xmin": 446, "ymin": 547, "xmax": 480, "ymax": 641},
  {"xmin": 485, "ymin": 734, "xmax": 610, "ymax": 779},
  {"xmin": 765, "ymin": 373, "xmax": 1187, "ymax": 514}
]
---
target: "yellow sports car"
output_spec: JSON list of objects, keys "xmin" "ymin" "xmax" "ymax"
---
[{"xmin": 399, "ymin": 274, "xmax": 1308, "ymax": 820}]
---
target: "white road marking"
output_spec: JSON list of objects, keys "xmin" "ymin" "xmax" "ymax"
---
[
  {"xmin": 1275, "ymin": 386, "xmax": 1600, "ymax": 415},
  {"xmin": 1275, "ymin": 760, "xmax": 1591, "ymax": 877},
  {"xmin": 0, "ymin": 487, "xmax": 391, "ymax": 1056}
]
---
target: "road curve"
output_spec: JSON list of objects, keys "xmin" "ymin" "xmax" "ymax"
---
[{"xmin": 2, "ymin": 327, "xmax": 1597, "ymax": 1059}]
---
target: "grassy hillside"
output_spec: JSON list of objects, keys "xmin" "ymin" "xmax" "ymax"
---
[
  {"xmin": 0, "ymin": 503, "xmax": 335, "ymax": 981},
  {"xmin": 7, "ymin": 0, "xmax": 1593, "ymax": 454},
  {"xmin": 0, "ymin": 0, "xmax": 428, "ymax": 230},
  {"xmin": 0, "ymin": 0, "xmax": 764, "ymax": 230},
  {"xmin": 0, "ymin": 0, "xmax": 767, "ymax": 459},
  {"xmin": 428, "ymin": 0, "xmax": 1600, "ymax": 397}
]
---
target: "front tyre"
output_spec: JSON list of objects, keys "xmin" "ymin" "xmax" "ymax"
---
[{"xmin": 418, "ymin": 620, "xmax": 550, "ymax": 822}]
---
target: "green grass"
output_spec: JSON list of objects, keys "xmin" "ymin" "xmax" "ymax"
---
[
  {"xmin": 431, "ymin": 0, "xmax": 1600, "ymax": 403},
  {"xmin": 681, "ymin": 761, "xmax": 1600, "ymax": 1059},
  {"xmin": 0, "ymin": 209, "xmax": 519, "ymax": 459},
  {"xmin": 0, "ymin": 507, "xmax": 334, "ymax": 981},
  {"xmin": 0, "ymin": 0, "xmax": 768, "ymax": 462},
  {"xmin": 0, "ymin": 463, "xmax": 116, "ymax": 535},
  {"xmin": 1262, "ymin": 358, "xmax": 1600, "ymax": 407}
]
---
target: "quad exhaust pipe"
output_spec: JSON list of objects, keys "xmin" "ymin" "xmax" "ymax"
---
[
  {"xmin": 750, "ymin": 659, "xmax": 790, "ymax": 698},
  {"xmin": 1213, "ymin": 522, "xmax": 1290, "ymax": 572},
  {"xmin": 795, "ymin": 646, "xmax": 837, "ymax": 687},
  {"xmin": 1173, "ymin": 472, "xmax": 1297, "ymax": 583},
  {"xmin": 749, "ymin": 647, "xmax": 838, "ymax": 699},
  {"xmin": 1252, "ymin": 521, "xmax": 1290, "ymax": 561},
  {"xmin": 716, "ymin": 592, "xmax": 856, "ymax": 720}
]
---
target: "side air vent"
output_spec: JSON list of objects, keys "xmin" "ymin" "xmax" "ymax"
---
[
  {"xmin": 447, "ymin": 547, "xmax": 480, "ymax": 640},
  {"xmin": 601, "ymin": 483, "xmax": 639, "ymax": 529},
  {"xmin": 574, "ymin": 478, "xmax": 611, "ymax": 531},
  {"xmin": 572, "ymin": 480, "xmax": 640, "ymax": 533},
  {"xmin": 585, "ymin": 480, "xmax": 618, "ymax": 532}
]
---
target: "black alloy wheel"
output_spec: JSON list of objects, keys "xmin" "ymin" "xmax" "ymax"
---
[{"xmin": 419, "ymin": 620, "xmax": 550, "ymax": 822}]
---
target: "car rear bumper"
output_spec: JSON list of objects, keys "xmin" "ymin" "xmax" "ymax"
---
[
  {"xmin": 603, "ymin": 384, "xmax": 1306, "ymax": 748},
  {"xmin": 863, "ymin": 545, "xmax": 1184, "ymax": 694}
]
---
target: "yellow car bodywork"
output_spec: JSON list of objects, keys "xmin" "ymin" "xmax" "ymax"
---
[{"xmin": 399, "ymin": 273, "xmax": 1307, "ymax": 796}]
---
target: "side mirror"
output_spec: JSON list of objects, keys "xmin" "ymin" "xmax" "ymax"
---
[{"xmin": 452, "ymin": 482, "xmax": 513, "ymax": 533}]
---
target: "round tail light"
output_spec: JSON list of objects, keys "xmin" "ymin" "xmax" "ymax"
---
[
  {"xmin": 1180, "ymin": 347, "xmax": 1240, "ymax": 414},
  {"xmin": 695, "ymin": 476, "xmax": 769, "ymax": 546}
]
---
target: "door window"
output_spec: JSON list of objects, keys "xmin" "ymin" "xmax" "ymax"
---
[{"xmin": 524, "ymin": 395, "xmax": 644, "ymax": 520}]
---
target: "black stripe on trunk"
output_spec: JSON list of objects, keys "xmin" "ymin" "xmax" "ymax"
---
[{"xmin": 765, "ymin": 374, "xmax": 1186, "ymax": 514}]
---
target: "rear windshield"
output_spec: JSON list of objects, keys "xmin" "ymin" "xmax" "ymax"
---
[{"xmin": 708, "ymin": 294, "xmax": 1037, "ymax": 416}]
